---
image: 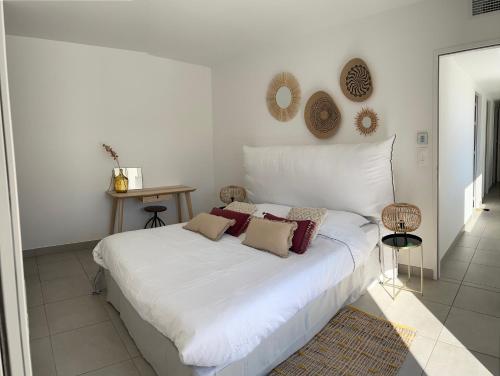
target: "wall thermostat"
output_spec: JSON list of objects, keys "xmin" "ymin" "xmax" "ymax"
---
[{"xmin": 417, "ymin": 131, "xmax": 428, "ymax": 145}]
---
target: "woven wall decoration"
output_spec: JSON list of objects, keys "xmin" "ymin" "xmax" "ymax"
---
[
  {"xmin": 304, "ymin": 91, "xmax": 341, "ymax": 139},
  {"xmin": 266, "ymin": 72, "xmax": 301, "ymax": 122},
  {"xmin": 355, "ymin": 107, "xmax": 379, "ymax": 136},
  {"xmin": 340, "ymin": 58, "xmax": 373, "ymax": 102}
]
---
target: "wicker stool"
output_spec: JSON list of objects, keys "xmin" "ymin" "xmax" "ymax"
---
[{"xmin": 144, "ymin": 206, "xmax": 166, "ymax": 229}]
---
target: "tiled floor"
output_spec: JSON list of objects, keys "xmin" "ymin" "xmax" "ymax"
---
[
  {"xmin": 24, "ymin": 249, "xmax": 157, "ymax": 376},
  {"xmin": 24, "ymin": 187, "xmax": 500, "ymax": 375}
]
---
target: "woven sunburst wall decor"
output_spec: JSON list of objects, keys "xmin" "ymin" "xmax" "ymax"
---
[
  {"xmin": 266, "ymin": 72, "xmax": 301, "ymax": 122},
  {"xmin": 340, "ymin": 58, "xmax": 373, "ymax": 102},
  {"xmin": 355, "ymin": 107, "xmax": 379, "ymax": 136},
  {"xmin": 304, "ymin": 91, "xmax": 341, "ymax": 139}
]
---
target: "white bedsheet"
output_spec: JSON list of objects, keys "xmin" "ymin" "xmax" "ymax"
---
[{"xmin": 93, "ymin": 223, "xmax": 376, "ymax": 367}]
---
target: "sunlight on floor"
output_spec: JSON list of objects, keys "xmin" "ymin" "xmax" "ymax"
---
[{"xmin": 353, "ymin": 279, "xmax": 496, "ymax": 375}]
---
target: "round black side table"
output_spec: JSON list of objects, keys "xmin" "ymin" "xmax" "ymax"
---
[{"xmin": 381, "ymin": 233, "xmax": 423, "ymax": 299}]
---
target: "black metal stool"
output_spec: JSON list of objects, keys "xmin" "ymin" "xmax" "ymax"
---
[{"xmin": 144, "ymin": 206, "xmax": 166, "ymax": 228}]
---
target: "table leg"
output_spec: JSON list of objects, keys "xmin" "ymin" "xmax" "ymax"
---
[
  {"xmin": 117, "ymin": 199, "xmax": 124, "ymax": 233},
  {"xmin": 175, "ymin": 193, "xmax": 182, "ymax": 223},
  {"xmin": 392, "ymin": 248, "xmax": 396, "ymax": 300},
  {"xmin": 420, "ymin": 244, "xmax": 424, "ymax": 296},
  {"xmin": 109, "ymin": 198, "xmax": 117, "ymax": 234},
  {"xmin": 185, "ymin": 192, "xmax": 194, "ymax": 219}
]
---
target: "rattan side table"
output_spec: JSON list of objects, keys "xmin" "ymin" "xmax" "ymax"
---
[{"xmin": 380, "ymin": 233, "xmax": 423, "ymax": 299}]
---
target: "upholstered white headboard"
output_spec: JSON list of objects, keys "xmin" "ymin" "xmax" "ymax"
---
[{"xmin": 243, "ymin": 136, "xmax": 395, "ymax": 219}]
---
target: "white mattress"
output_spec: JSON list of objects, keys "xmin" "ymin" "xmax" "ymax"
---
[{"xmin": 93, "ymin": 222, "xmax": 379, "ymax": 367}]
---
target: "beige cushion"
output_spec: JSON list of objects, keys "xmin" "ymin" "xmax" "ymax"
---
[
  {"xmin": 242, "ymin": 217, "xmax": 297, "ymax": 258},
  {"xmin": 183, "ymin": 213, "xmax": 236, "ymax": 241},
  {"xmin": 224, "ymin": 201, "xmax": 257, "ymax": 215},
  {"xmin": 287, "ymin": 207, "xmax": 328, "ymax": 240}
]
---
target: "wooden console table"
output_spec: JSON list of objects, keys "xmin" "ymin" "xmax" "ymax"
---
[{"xmin": 107, "ymin": 185, "xmax": 196, "ymax": 234}]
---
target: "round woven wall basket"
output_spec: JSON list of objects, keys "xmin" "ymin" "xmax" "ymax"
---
[
  {"xmin": 304, "ymin": 91, "xmax": 341, "ymax": 139},
  {"xmin": 382, "ymin": 203, "xmax": 421, "ymax": 233},
  {"xmin": 340, "ymin": 58, "xmax": 373, "ymax": 102},
  {"xmin": 219, "ymin": 185, "xmax": 246, "ymax": 204}
]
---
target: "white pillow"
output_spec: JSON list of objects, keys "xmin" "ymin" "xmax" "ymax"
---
[
  {"xmin": 244, "ymin": 136, "xmax": 395, "ymax": 218},
  {"xmin": 322, "ymin": 210, "xmax": 370, "ymax": 229},
  {"xmin": 253, "ymin": 203, "xmax": 291, "ymax": 218}
]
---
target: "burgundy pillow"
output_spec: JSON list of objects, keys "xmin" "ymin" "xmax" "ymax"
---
[
  {"xmin": 263, "ymin": 213, "xmax": 316, "ymax": 254},
  {"xmin": 210, "ymin": 208, "xmax": 251, "ymax": 237}
]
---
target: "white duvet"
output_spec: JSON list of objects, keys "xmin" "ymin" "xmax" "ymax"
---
[{"xmin": 93, "ymin": 222, "xmax": 374, "ymax": 367}]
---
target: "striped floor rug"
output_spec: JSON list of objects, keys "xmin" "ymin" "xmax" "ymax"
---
[{"xmin": 269, "ymin": 306, "xmax": 416, "ymax": 376}]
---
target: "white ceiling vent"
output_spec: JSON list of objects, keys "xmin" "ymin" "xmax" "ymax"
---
[{"xmin": 472, "ymin": 0, "xmax": 500, "ymax": 15}]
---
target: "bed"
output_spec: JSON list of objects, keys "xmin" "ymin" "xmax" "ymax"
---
[{"xmin": 93, "ymin": 137, "xmax": 395, "ymax": 376}]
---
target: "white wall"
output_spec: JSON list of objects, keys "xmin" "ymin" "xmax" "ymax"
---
[
  {"xmin": 485, "ymin": 100, "xmax": 496, "ymax": 192},
  {"xmin": 438, "ymin": 56, "xmax": 476, "ymax": 259},
  {"xmin": 212, "ymin": 0, "xmax": 500, "ymax": 275},
  {"xmin": 7, "ymin": 36, "xmax": 215, "ymax": 251}
]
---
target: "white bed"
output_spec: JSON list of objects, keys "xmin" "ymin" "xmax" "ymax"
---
[{"xmin": 93, "ymin": 138, "xmax": 395, "ymax": 375}]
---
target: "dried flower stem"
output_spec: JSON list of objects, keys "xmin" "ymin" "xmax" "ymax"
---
[{"xmin": 102, "ymin": 144, "xmax": 121, "ymax": 169}]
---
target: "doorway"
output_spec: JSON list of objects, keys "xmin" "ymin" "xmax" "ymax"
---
[{"xmin": 437, "ymin": 43, "xmax": 500, "ymax": 273}]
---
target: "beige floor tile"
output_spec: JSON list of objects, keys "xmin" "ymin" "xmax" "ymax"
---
[
  {"xmin": 440, "ymin": 259, "xmax": 469, "ymax": 281},
  {"xmin": 444, "ymin": 246, "xmax": 476, "ymax": 263},
  {"xmin": 80, "ymin": 257, "xmax": 100, "ymax": 280},
  {"xmin": 30, "ymin": 337, "xmax": 56, "ymax": 376},
  {"xmin": 405, "ymin": 278, "xmax": 460, "ymax": 306},
  {"xmin": 102, "ymin": 300, "xmax": 121, "ymax": 322},
  {"xmin": 439, "ymin": 307, "xmax": 500, "ymax": 357},
  {"xmin": 456, "ymin": 234, "xmax": 480, "ymax": 248},
  {"xmin": 38, "ymin": 257, "xmax": 86, "ymax": 282},
  {"xmin": 132, "ymin": 357, "xmax": 158, "ymax": 376},
  {"xmin": 45, "ymin": 295, "xmax": 109, "ymax": 334},
  {"xmin": 82, "ymin": 360, "xmax": 140, "ymax": 376},
  {"xmin": 477, "ymin": 237, "xmax": 500, "ymax": 252},
  {"xmin": 28, "ymin": 306, "xmax": 49, "ymax": 340},
  {"xmin": 23, "ymin": 257, "xmax": 39, "ymax": 276},
  {"xmin": 425, "ymin": 341, "xmax": 499, "ymax": 376},
  {"xmin": 464, "ymin": 221, "xmax": 486, "ymax": 237},
  {"xmin": 472, "ymin": 249, "xmax": 500, "ymax": 268},
  {"xmin": 26, "ymin": 280, "xmax": 44, "ymax": 307},
  {"xmin": 462, "ymin": 281, "xmax": 500, "ymax": 293},
  {"xmin": 36, "ymin": 251, "xmax": 76, "ymax": 266},
  {"xmin": 41, "ymin": 275, "xmax": 91, "ymax": 303},
  {"xmin": 454, "ymin": 285, "xmax": 500, "ymax": 317},
  {"xmin": 51, "ymin": 321, "xmax": 129, "ymax": 376},
  {"xmin": 397, "ymin": 335, "xmax": 435, "ymax": 376},
  {"xmin": 76, "ymin": 249, "xmax": 94, "ymax": 262},
  {"xmin": 349, "ymin": 281, "xmax": 396, "ymax": 317},
  {"xmin": 384, "ymin": 292, "xmax": 450, "ymax": 340},
  {"xmin": 464, "ymin": 263, "xmax": 500, "ymax": 289},
  {"xmin": 111, "ymin": 318, "xmax": 140, "ymax": 357},
  {"xmin": 482, "ymin": 228, "xmax": 500, "ymax": 240}
]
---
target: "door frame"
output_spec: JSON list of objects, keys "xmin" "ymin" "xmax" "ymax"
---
[
  {"xmin": 0, "ymin": 3, "xmax": 32, "ymax": 375},
  {"xmin": 434, "ymin": 38, "xmax": 500, "ymax": 279}
]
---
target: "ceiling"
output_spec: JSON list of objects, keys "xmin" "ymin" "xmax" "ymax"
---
[
  {"xmin": 453, "ymin": 46, "xmax": 500, "ymax": 100},
  {"xmin": 5, "ymin": 0, "xmax": 425, "ymax": 66}
]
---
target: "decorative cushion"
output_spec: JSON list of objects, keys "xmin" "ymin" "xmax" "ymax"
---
[
  {"xmin": 183, "ymin": 213, "xmax": 235, "ymax": 241},
  {"xmin": 242, "ymin": 217, "xmax": 297, "ymax": 258},
  {"xmin": 264, "ymin": 213, "xmax": 316, "ymax": 254},
  {"xmin": 224, "ymin": 201, "xmax": 257, "ymax": 215},
  {"xmin": 287, "ymin": 207, "xmax": 327, "ymax": 240},
  {"xmin": 210, "ymin": 208, "xmax": 251, "ymax": 237}
]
